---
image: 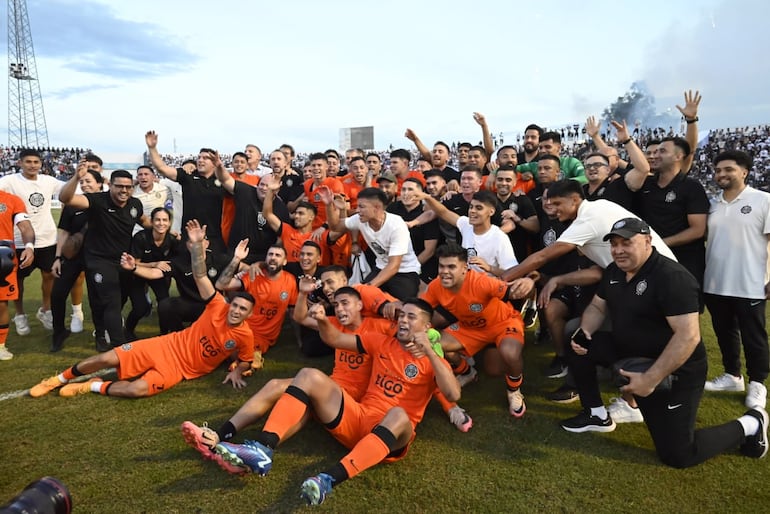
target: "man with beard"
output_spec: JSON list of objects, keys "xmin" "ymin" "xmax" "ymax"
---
[
  {"xmin": 491, "ymin": 166, "xmax": 538, "ymax": 261},
  {"xmin": 517, "ymin": 124, "xmax": 542, "ymax": 168},
  {"xmin": 59, "ymin": 167, "xmax": 149, "ymax": 350},
  {"xmin": 214, "ymin": 153, "xmax": 290, "ymax": 263},
  {"xmin": 404, "ymin": 129, "xmax": 459, "ymax": 185},
  {"xmin": 517, "ymin": 131, "xmax": 586, "ymax": 184},
  {"xmin": 581, "ymin": 152, "xmax": 635, "ymax": 211},
  {"xmin": 375, "ymin": 171, "xmax": 398, "ymax": 209},
  {"xmin": 211, "ymin": 298, "xmax": 460, "ymax": 507},
  {"xmin": 216, "ymin": 242, "xmax": 297, "ymax": 367},
  {"xmin": 146, "ymin": 132, "xmax": 227, "ymax": 254},
  {"xmin": 267, "ymin": 149, "xmax": 304, "ymax": 213}
]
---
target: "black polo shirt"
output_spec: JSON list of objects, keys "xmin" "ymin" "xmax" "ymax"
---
[
  {"xmin": 636, "ymin": 172, "xmax": 709, "ymax": 280},
  {"xmin": 441, "ymin": 166, "xmax": 460, "ymax": 184},
  {"xmin": 535, "ymin": 209, "xmax": 578, "ymax": 277},
  {"xmin": 440, "ymin": 193, "xmax": 470, "ymax": 244},
  {"xmin": 583, "ymin": 176, "xmax": 635, "ymax": 212},
  {"xmin": 278, "ymin": 173, "xmax": 305, "ymax": 204},
  {"xmin": 229, "ymin": 181, "xmax": 290, "ymax": 263},
  {"xmin": 130, "ymin": 229, "xmax": 181, "ymax": 263},
  {"xmin": 492, "ymin": 193, "xmax": 537, "ymax": 262},
  {"xmin": 597, "ymin": 248, "xmax": 707, "ymax": 378},
  {"xmin": 58, "ymin": 205, "xmax": 88, "ymax": 235},
  {"xmin": 387, "ymin": 201, "xmax": 440, "ymax": 281},
  {"xmin": 83, "ymin": 192, "xmax": 143, "ymax": 261},
  {"xmin": 175, "ymin": 169, "xmax": 225, "ymax": 252},
  {"xmin": 168, "ymin": 246, "xmax": 230, "ymax": 302}
]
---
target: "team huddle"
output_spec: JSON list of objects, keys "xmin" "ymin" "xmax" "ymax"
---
[{"xmin": 9, "ymin": 91, "xmax": 770, "ymax": 505}]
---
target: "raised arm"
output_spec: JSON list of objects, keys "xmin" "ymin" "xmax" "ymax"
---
[
  {"xmin": 404, "ymin": 128, "xmax": 432, "ymax": 162},
  {"xmin": 586, "ymin": 116, "xmax": 629, "ymax": 168},
  {"xmin": 292, "ymin": 275, "xmax": 322, "ymax": 329},
  {"xmin": 320, "ymin": 187, "xmax": 348, "ymax": 233},
  {"xmin": 215, "ymin": 238, "xmax": 249, "ymax": 291},
  {"xmin": 261, "ymin": 175, "xmax": 283, "ymax": 232},
  {"xmin": 58, "ymin": 160, "xmax": 90, "ymax": 210},
  {"xmin": 186, "ymin": 220, "xmax": 216, "ymax": 300},
  {"xmin": 212, "ymin": 151, "xmax": 235, "ymax": 194},
  {"xmin": 675, "ymin": 90, "xmax": 701, "ymax": 174},
  {"xmin": 310, "ymin": 305, "xmax": 358, "ymax": 351},
  {"xmin": 613, "ymin": 120, "xmax": 651, "ymax": 191},
  {"xmin": 144, "ymin": 131, "xmax": 178, "ymax": 180},
  {"xmin": 473, "ymin": 112, "xmax": 495, "ymax": 157},
  {"xmin": 409, "ymin": 190, "xmax": 460, "ymax": 227}
]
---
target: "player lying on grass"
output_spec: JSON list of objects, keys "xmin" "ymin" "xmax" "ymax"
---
[{"xmin": 28, "ymin": 220, "xmax": 255, "ymax": 398}]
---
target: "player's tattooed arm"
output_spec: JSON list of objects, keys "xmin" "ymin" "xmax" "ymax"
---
[{"xmin": 215, "ymin": 238, "xmax": 249, "ymax": 291}]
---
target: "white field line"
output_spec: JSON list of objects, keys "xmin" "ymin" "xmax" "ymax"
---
[{"xmin": 0, "ymin": 368, "xmax": 116, "ymax": 402}]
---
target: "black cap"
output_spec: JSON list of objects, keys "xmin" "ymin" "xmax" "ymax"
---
[{"xmin": 603, "ymin": 217, "xmax": 651, "ymax": 241}]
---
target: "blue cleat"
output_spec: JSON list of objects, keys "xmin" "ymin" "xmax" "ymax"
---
[
  {"xmin": 300, "ymin": 473, "xmax": 334, "ymax": 505},
  {"xmin": 214, "ymin": 440, "xmax": 273, "ymax": 475}
]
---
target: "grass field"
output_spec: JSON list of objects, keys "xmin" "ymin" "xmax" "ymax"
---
[{"xmin": 1, "ymin": 269, "xmax": 769, "ymax": 513}]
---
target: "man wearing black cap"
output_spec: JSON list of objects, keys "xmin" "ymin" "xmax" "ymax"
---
[
  {"xmin": 560, "ymin": 217, "xmax": 768, "ymax": 468},
  {"xmin": 376, "ymin": 171, "xmax": 398, "ymax": 209}
]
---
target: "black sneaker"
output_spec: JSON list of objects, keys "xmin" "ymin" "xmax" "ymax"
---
[
  {"xmin": 546, "ymin": 384, "xmax": 580, "ymax": 403},
  {"xmin": 50, "ymin": 329, "xmax": 71, "ymax": 353},
  {"xmin": 95, "ymin": 337, "xmax": 112, "ymax": 353},
  {"xmin": 561, "ymin": 409, "xmax": 616, "ymax": 433},
  {"xmin": 545, "ymin": 356, "xmax": 568, "ymax": 379},
  {"xmin": 522, "ymin": 300, "xmax": 538, "ymax": 329},
  {"xmin": 740, "ymin": 407, "xmax": 768, "ymax": 459}
]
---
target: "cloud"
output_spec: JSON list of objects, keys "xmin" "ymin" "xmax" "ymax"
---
[
  {"xmin": 48, "ymin": 83, "xmax": 120, "ymax": 99},
  {"xmin": 26, "ymin": 0, "xmax": 197, "ymax": 80}
]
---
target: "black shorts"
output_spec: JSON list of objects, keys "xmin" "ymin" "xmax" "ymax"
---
[
  {"xmin": 551, "ymin": 286, "xmax": 593, "ymax": 319},
  {"xmin": 16, "ymin": 244, "xmax": 56, "ymax": 277}
]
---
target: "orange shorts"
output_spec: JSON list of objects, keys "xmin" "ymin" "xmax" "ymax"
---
[
  {"xmin": 0, "ymin": 262, "xmax": 20, "ymax": 301},
  {"xmin": 445, "ymin": 315, "xmax": 524, "ymax": 356},
  {"xmin": 253, "ymin": 334, "xmax": 273, "ymax": 354},
  {"xmin": 114, "ymin": 338, "xmax": 183, "ymax": 396},
  {"xmin": 327, "ymin": 389, "xmax": 413, "ymax": 463}
]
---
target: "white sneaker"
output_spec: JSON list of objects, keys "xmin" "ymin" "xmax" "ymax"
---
[
  {"xmin": 456, "ymin": 366, "xmax": 478, "ymax": 388},
  {"xmin": 507, "ymin": 389, "xmax": 526, "ymax": 418},
  {"xmin": 746, "ymin": 381, "xmax": 768, "ymax": 409},
  {"xmin": 0, "ymin": 344, "xmax": 13, "ymax": 360},
  {"xmin": 705, "ymin": 373, "xmax": 745, "ymax": 392},
  {"xmin": 13, "ymin": 314, "xmax": 30, "ymax": 336},
  {"xmin": 36, "ymin": 308, "xmax": 53, "ymax": 330},
  {"xmin": 607, "ymin": 397, "xmax": 644, "ymax": 423},
  {"xmin": 70, "ymin": 312, "xmax": 84, "ymax": 333},
  {"xmin": 447, "ymin": 406, "xmax": 473, "ymax": 432}
]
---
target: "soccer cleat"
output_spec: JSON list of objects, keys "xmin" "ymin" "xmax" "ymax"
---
[
  {"xmin": 36, "ymin": 308, "xmax": 53, "ymax": 331},
  {"xmin": 448, "ymin": 406, "xmax": 473, "ymax": 432},
  {"xmin": 740, "ymin": 407, "xmax": 768, "ymax": 459},
  {"xmin": 545, "ymin": 355, "xmax": 568, "ymax": 379},
  {"xmin": 704, "ymin": 373, "xmax": 745, "ymax": 392},
  {"xmin": 521, "ymin": 299, "xmax": 538, "ymax": 329},
  {"xmin": 95, "ymin": 336, "xmax": 112, "ymax": 353},
  {"xmin": 507, "ymin": 389, "xmax": 526, "ymax": 418},
  {"xmin": 13, "ymin": 314, "xmax": 30, "ymax": 336},
  {"xmin": 745, "ymin": 381, "xmax": 767, "ymax": 410},
  {"xmin": 214, "ymin": 440, "xmax": 273, "ymax": 476},
  {"xmin": 561, "ymin": 409, "xmax": 616, "ymax": 433},
  {"xmin": 300, "ymin": 473, "xmax": 334, "ymax": 505},
  {"xmin": 181, "ymin": 421, "xmax": 220, "ymax": 458},
  {"xmin": 607, "ymin": 397, "xmax": 644, "ymax": 423},
  {"xmin": 30, "ymin": 375, "xmax": 65, "ymax": 397},
  {"xmin": 546, "ymin": 384, "xmax": 580, "ymax": 403},
  {"xmin": 59, "ymin": 378, "xmax": 102, "ymax": 397},
  {"xmin": 70, "ymin": 312, "xmax": 84, "ymax": 333},
  {"xmin": 0, "ymin": 344, "xmax": 13, "ymax": 361},
  {"xmin": 456, "ymin": 366, "xmax": 478, "ymax": 388}
]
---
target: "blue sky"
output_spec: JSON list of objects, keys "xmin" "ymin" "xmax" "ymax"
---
[{"xmin": 3, "ymin": 0, "xmax": 768, "ymax": 154}]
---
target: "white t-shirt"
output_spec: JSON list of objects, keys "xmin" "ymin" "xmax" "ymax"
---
[
  {"xmin": 704, "ymin": 186, "xmax": 770, "ymax": 299},
  {"xmin": 0, "ymin": 173, "xmax": 63, "ymax": 247},
  {"xmin": 345, "ymin": 212, "xmax": 421, "ymax": 273},
  {"xmin": 557, "ymin": 199, "xmax": 676, "ymax": 268},
  {"xmin": 456, "ymin": 216, "xmax": 518, "ymax": 273},
  {"xmin": 159, "ymin": 178, "xmax": 183, "ymax": 234}
]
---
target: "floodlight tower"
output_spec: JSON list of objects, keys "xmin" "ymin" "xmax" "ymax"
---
[{"xmin": 7, "ymin": 0, "xmax": 48, "ymax": 148}]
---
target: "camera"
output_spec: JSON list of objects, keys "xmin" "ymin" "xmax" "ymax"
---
[{"xmin": 0, "ymin": 477, "xmax": 72, "ymax": 514}]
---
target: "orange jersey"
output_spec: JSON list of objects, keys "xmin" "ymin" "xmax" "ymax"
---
[
  {"xmin": 397, "ymin": 171, "xmax": 427, "ymax": 194},
  {"xmin": 279, "ymin": 223, "xmax": 316, "ymax": 263},
  {"xmin": 163, "ymin": 294, "xmax": 254, "ymax": 379},
  {"xmin": 240, "ymin": 270, "xmax": 298, "ymax": 347},
  {"xmin": 422, "ymin": 268, "xmax": 516, "ymax": 329},
  {"xmin": 341, "ymin": 176, "xmax": 366, "ymax": 211},
  {"xmin": 221, "ymin": 173, "xmax": 260, "ymax": 246},
  {"xmin": 357, "ymin": 333, "xmax": 451, "ymax": 428},
  {"xmin": 329, "ymin": 316, "xmax": 395, "ymax": 401},
  {"xmin": 352, "ymin": 283, "xmax": 397, "ymax": 317},
  {"xmin": 485, "ymin": 172, "xmax": 535, "ymax": 195},
  {"xmin": 323, "ymin": 231, "xmax": 352, "ymax": 268},
  {"xmin": 0, "ymin": 191, "xmax": 27, "ymax": 300},
  {"xmin": 304, "ymin": 177, "xmax": 344, "ymax": 229}
]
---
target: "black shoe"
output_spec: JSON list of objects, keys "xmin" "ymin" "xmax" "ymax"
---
[
  {"xmin": 546, "ymin": 384, "xmax": 580, "ymax": 403},
  {"xmin": 50, "ymin": 329, "xmax": 71, "ymax": 353},
  {"xmin": 95, "ymin": 337, "xmax": 112, "ymax": 353},
  {"xmin": 545, "ymin": 356, "xmax": 568, "ymax": 379},
  {"xmin": 124, "ymin": 330, "xmax": 138, "ymax": 342},
  {"xmin": 561, "ymin": 409, "xmax": 615, "ymax": 433},
  {"xmin": 522, "ymin": 301, "xmax": 538, "ymax": 329},
  {"xmin": 740, "ymin": 407, "xmax": 769, "ymax": 459}
]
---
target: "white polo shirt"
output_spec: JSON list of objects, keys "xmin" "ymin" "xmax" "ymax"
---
[
  {"xmin": 557, "ymin": 199, "xmax": 677, "ymax": 268},
  {"xmin": 456, "ymin": 216, "xmax": 518, "ymax": 273},
  {"xmin": 345, "ymin": 212, "xmax": 421, "ymax": 274},
  {"xmin": 0, "ymin": 173, "xmax": 63, "ymax": 247},
  {"xmin": 132, "ymin": 182, "xmax": 171, "ymax": 234},
  {"xmin": 704, "ymin": 186, "xmax": 770, "ymax": 299}
]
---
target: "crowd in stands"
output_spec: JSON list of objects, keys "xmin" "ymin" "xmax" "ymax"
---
[
  {"xmin": 5, "ymin": 91, "xmax": 770, "ymax": 504},
  {"xmin": 0, "ymin": 146, "xmax": 90, "ymax": 178}
]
